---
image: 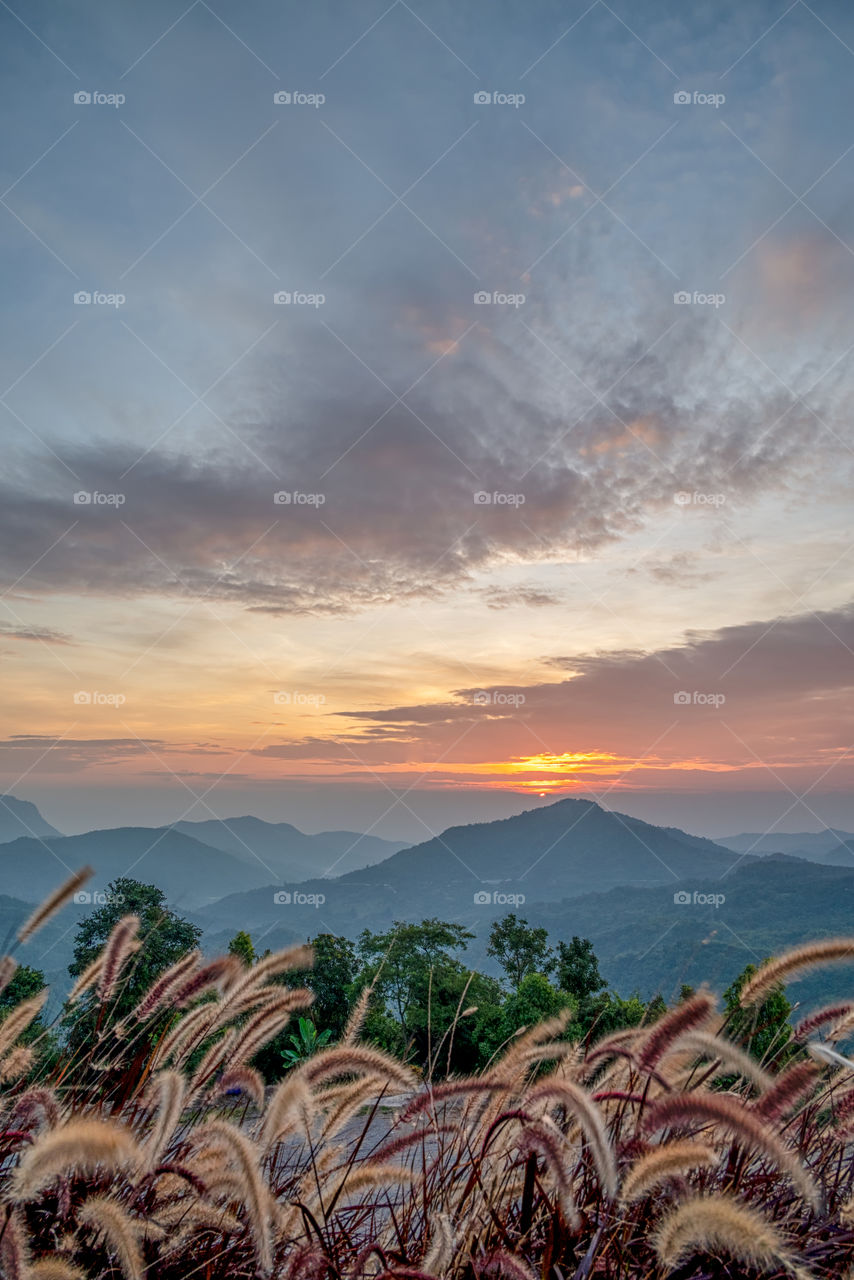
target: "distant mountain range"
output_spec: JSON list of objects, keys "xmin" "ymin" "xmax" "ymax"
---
[
  {"xmin": 192, "ymin": 796, "xmax": 747, "ymax": 933},
  {"xmin": 716, "ymin": 829, "xmax": 854, "ymax": 865},
  {"xmin": 5, "ymin": 794, "xmax": 854, "ymax": 1014},
  {"xmin": 172, "ymin": 817, "xmax": 406, "ymax": 881},
  {"xmin": 0, "ymin": 800, "xmax": 407, "ymax": 908}
]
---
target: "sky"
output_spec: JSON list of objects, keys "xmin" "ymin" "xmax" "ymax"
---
[{"xmin": 1, "ymin": 0, "xmax": 853, "ymax": 841}]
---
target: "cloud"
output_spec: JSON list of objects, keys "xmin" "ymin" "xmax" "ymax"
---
[{"xmin": 0, "ymin": 623, "xmax": 73, "ymax": 643}]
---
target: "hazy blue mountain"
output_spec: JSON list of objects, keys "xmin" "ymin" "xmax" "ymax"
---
[
  {"xmin": 198, "ymin": 852, "xmax": 854, "ymax": 1014},
  {"xmin": 0, "ymin": 795, "xmax": 62, "ymax": 844},
  {"xmin": 0, "ymin": 827, "xmax": 273, "ymax": 908},
  {"xmin": 191, "ymin": 797, "xmax": 746, "ymax": 934},
  {"xmin": 715, "ymin": 829, "xmax": 854, "ymax": 861},
  {"xmin": 172, "ymin": 817, "xmax": 406, "ymax": 880}
]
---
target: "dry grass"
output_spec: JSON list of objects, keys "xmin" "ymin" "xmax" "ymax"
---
[{"xmin": 4, "ymin": 884, "xmax": 854, "ymax": 1277}]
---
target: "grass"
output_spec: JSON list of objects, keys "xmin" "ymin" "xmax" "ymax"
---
[{"xmin": 2, "ymin": 876, "xmax": 854, "ymax": 1277}]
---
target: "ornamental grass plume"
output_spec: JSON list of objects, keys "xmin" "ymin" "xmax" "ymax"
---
[
  {"xmin": 619, "ymin": 1139, "xmax": 719, "ymax": 1203},
  {"xmin": 652, "ymin": 1194, "xmax": 800, "ymax": 1275},
  {"xmin": 10, "ymin": 1120, "xmax": 140, "ymax": 1200},
  {"xmin": 77, "ymin": 1196, "xmax": 143, "ymax": 1280},
  {"xmin": 96, "ymin": 915, "xmax": 140, "ymax": 1004},
  {"xmin": 643, "ymin": 1090, "xmax": 819, "ymax": 1207},
  {"xmin": 6, "ymin": 879, "xmax": 854, "ymax": 1279},
  {"xmin": 740, "ymin": 939, "xmax": 854, "ymax": 1006},
  {"xmin": 16, "ymin": 867, "xmax": 93, "ymax": 944}
]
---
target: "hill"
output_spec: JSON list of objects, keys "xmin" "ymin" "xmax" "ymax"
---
[
  {"xmin": 192, "ymin": 796, "xmax": 746, "ymax": 934},
  {"xmin": 172, "ymin": 817, "xmax": 406, "ymax": 880},
  {"xmin": 0, "ymin": 795, "xmax": 62, "ymax": 844},
  {"xmin": 0, "ymin": 827, "xmax": 274, "ymax": 908}
]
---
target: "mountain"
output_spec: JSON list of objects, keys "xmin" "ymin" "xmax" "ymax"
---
[
  {"xmin": 198, "ymin": 850, "xmax": 854, "ymax": 1015},
  {"xmin": 171, "ymin": 817, "xmax": 406, "ymax": 880},
  {"xmin": 192, "ymin": 797, "xmax": 745, "ymax": 934},
  {"xmin": 0, "ymin": 827, "xmax": 275, "ymax": 908},
  {"xmin": 715, "ymin": 829, "xmax": 854, "ymax": 861},
  {"xmin": 0, "ymin": 795, "xmax": 62, "ymax": 844}
]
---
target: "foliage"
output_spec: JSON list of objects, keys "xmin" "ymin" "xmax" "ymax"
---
[
  {"xmin": 1, "ymin": 886, "xmax": 854, "ymax": 1278},
  {"xmin": 724, "ymin": 959, "xmax": 795, "ymax": 1063},
  {"xmin": 487, "ymin": 913, "xmax": 554, "ymax": 989},
  {"xmin": 279, "ymin": 1016, "xmax": 333, "ymax": 1068},
  {"xmin": 227, "ymin": 929, "xmax": 256, "ymax": 966}
]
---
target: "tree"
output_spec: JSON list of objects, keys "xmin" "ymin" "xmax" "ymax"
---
[
  {"xmin": 0, "ymin": 964, "xmax": 48, "ymax": 1047},
  {"xmin": 487, "ymin": 914, "xmax": 554, "ymax": 990},
  {"xmin": 495, "ymin": 972, "xmax": 575, "ymax": 1051},
  {"xmin": 356, "ymin": 919, "xmax": 478, "ymax": 1068},
  {"xmin": 254, "ymin": 932, "xmax": 358, "ymax": 1081},
  {"xmin": 723, "ymin": 961, "xmax": 794, "ymax": 1065},
  {"xmin": 228, "ymin": 930, "xmax": 255, "ymax": 967},
  {"xmin": 555, "ymin": 937, "xmax": 605, "ymax": 1003},
  {"xmin": 64, "ymin": 879, "xmax": 201, "ymax": 1058}
]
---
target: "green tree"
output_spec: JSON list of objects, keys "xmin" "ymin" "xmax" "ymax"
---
[
  {"xmin": 356, "ymin": 919, "xmax": 479, "ymax": 1068},
  {"xmin": 487, "ymin": 914, "xmax": 554, "ymax": 990},
  {"xmin": 494, "ymin": 971, "xmax": 575, "ymax": 1051},
  {"xmin": 0, "ymin": 964, "xmax": 48, "ymax": 1046},
  {"xmin": 723, "ymin": 961, "xmax": 794, "ymax": 1065},
  {"xmin": 227, "ymin": 930, "xmax": 255, "ymax": 967},
  {"xmin": 254, "ymin": 932, "xmax": 358, "ymax": 1081},
  {"xmin": 555, "ymin": 936, "xmax": 605, "ymax": 1003},
  {"xmin": 64, "ymin": 879, "xmax": 201, "ymax": 1061}
]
